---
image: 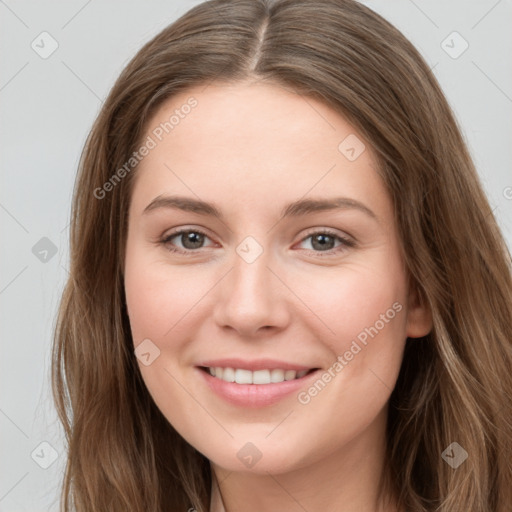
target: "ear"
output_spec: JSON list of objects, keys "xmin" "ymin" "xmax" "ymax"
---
[{"xmin": 405, "ymin": 282, "xmax": 433, "ymax": 338}]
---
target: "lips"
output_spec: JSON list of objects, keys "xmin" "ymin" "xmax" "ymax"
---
[{"xmin": 195, "ymin": 358, "xmax": 321, "ymax": 407}]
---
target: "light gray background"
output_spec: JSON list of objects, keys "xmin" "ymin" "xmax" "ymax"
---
[{"xmin": 1, "ymin": 1, "xmax": 511, "ymax": 510}]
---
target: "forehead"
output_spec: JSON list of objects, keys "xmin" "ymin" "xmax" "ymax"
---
[{"xmin": 130, "ymin": 81, "xmax": 391, "ymax": 222}]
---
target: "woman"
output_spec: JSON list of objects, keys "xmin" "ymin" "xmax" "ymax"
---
[{"xmin": 52, "ymin": 0, "xmax": 512, "ymax": 511}]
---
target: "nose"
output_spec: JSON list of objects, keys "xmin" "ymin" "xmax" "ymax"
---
[{"xmin": 212, "ymin": 247, "xmax": 291, "ymax": 338}]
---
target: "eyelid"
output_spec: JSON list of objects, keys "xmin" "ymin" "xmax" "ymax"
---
[
  {"xmin": 161, "ymin": 226, "xmax": 212, "ymax": 241},
  {"xmin": 299, "ymin": 226, "xmax": 355, "ymax": 244}
]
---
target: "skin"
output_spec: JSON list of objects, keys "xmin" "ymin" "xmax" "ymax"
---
[{"xmin": 124, "ymin": 80, "xmax": 432, "ymax": 512}]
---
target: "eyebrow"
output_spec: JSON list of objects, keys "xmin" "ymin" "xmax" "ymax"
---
[{"xmin": 143, "ymin": 195, "xmax": 377, "ymax": 221}]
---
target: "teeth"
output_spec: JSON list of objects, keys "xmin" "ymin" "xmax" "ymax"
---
[
  {"xmin": 253, "ymin": 369, "xmax": 270, "ymax": 384},
  {"xmin": 270, "ymin": 369, "xmax": 285, "ymax": 383},
  {"xmin": 207, "ymin": 367, "xmax": 311, "ymax": 384},
  {"xmin": 235, "ymin": 369, "xmax": 252, "ymax": 384},
  {"xmin": 222, "ymin": 367, "xmax": 235, "ymax": 382}
]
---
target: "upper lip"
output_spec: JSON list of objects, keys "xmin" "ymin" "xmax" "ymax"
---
[{"xmin": 197, "ymin": 358, "xmax": 317, "ymax": 372}]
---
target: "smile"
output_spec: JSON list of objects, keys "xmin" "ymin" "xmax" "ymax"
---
[{"xmin": 196, "ymin": 363, "xmax": 321, "ymax": 408}]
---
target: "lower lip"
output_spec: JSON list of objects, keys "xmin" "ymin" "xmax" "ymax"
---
[{"xmin": 196, "ymin": 367, "xmax": 319, "ymax": 408}]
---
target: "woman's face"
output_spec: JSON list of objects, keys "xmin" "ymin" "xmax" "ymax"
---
[{"xmin": 124, "ymin": 81, "xmax": 431, "ymax": 474}]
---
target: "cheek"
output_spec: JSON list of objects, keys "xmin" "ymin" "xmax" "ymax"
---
[
  {"xmin": 289, "ymin": 258, "xmax": 409, "ymax": 412},
  {"xmin": 292, "ymin": 261, "xmax": 407, "ymax": 351},
  {"xmin": 286, "ymin": 265, "xmax": 407, "ymax": 452},
  {"xmin": 124, "ymin": 246, "xmax": 209, "ymax": 343},
  {"xmin": 123, "ymin": 246, "xmax": 210, "ymax": 433}
]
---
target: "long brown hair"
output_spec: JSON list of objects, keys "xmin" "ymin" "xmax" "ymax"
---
[{"xmin": 52, "ymin": 0, "xmax": 512, "ymax": 510}]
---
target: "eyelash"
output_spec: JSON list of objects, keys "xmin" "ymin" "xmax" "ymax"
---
[{"xmin": 159, "ymin": 227, "xmax": 355, "ymax": 257}]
